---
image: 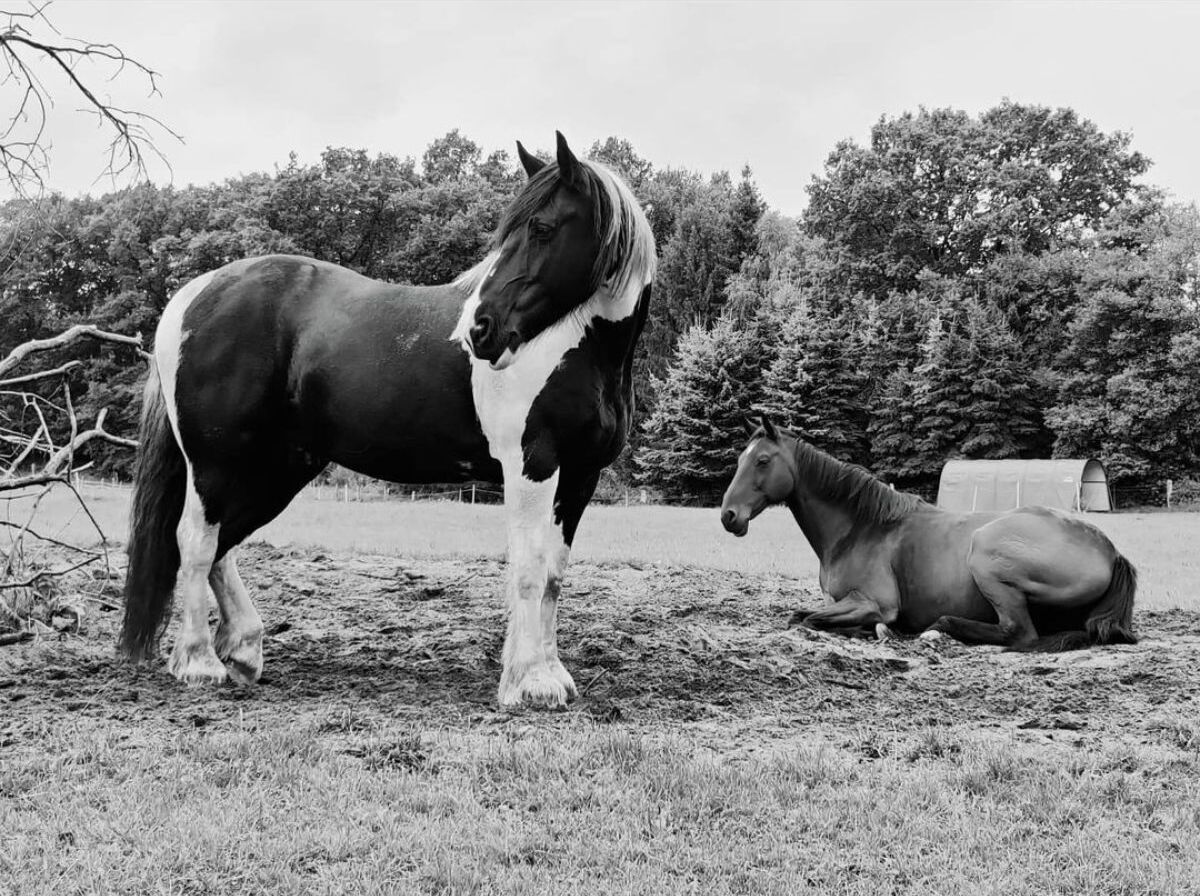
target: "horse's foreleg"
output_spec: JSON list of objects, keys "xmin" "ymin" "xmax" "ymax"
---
[
  {"xmin": 167, "ymin": 476, "xmax": 226, "ymax": 685},
  {"xmin": 210, "ymin": 548, "xmax": 264, "ymax": 686},
  {"xmin": 498, "ymin": 468, "xmax": 564, "ymax": 708},
  {"xmin": 793, "ymin": 590, "xmax": 885, "ymax": 636},
  {"xmin": 539, "ymin": 468, "xmax": 601, "ymax": 700}
]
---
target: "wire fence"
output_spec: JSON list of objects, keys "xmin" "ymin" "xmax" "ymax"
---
[{"xmin": 63, "ymin": 475, "xmax": 1199, "ymax": 511}]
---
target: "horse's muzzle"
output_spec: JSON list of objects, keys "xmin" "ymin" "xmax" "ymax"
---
[
  {"xmin": 468, "ymin": 316, "xmax": 521, "ymax": 369},
  {"xmin": 721, "ymin": 506, "xmax": 749, "ymax": 537}
]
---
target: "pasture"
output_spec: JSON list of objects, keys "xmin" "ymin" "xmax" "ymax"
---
[{"xmin": 3, "ymin": 487, "xmax": 1200, "ymax": 894}]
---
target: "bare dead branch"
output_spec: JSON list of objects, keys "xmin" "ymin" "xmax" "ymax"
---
[
  {"xmin": 0, "ymin": 359, "xmax": 81, "ymax": 387},
  {"xmin": 0, "ymin": 4, "xmax": 181, "ymax": 197},
  {"xmin": 0, "ymin": 553, "xmax": 98, "ymax": 590},
  {"xmin": 44, "ymin": 406, "xmax": 137, "ymax": 475},
  {"xmin": 0, "ymin": 519, "xmax": 100, "ymax": 554},
  {"xmin": 0, "ymin": 323, "xmax": 145, "ymax": 378},
  {"xmin": 0, "ymin": 471, "xmax": 64, "ymax": 491}
]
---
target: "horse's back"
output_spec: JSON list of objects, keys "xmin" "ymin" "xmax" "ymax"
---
[{"xmin": 161, "ymin": 254, "xmax": 496, "ymax": 485}]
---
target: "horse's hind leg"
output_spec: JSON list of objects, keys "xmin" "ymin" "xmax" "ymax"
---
[
  {"xmin": 210, "ymin": 549, "xmax": 263, "ymax": 685},
  {"xmin": 167, "ymin": 473, "xmax": 227, "ymax": 685},
  {"xmin": 932, "ymin": 542, "xmax": 1039, "ymax": 649}
]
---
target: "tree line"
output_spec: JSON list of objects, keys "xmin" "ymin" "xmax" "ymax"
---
[{"xmin": 2, "ymin": 103, "xmax": 1196, "ymax": 502}]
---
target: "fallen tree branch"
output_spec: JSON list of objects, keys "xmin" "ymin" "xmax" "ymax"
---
[
  {"xmin": 0, "ymin": 324, "xmax": 146, "ymax": 378},
  {"xmin": 0, "ymin": 520, "xmax": 101, "ymax": 555},
  {"xmin": 43, "ymin": 408, "xmax": 138, "ymax": 475},
  {"xmin": 0, "ymin": 472, "xmax": 65, "ymax": 491},
  {"xmin": 0, "ymin": 359, "xmax": 82, "ymax": 388},
  {"xmin": 0, "ymin": 554, "xmax": 98, "ymax": 591}
]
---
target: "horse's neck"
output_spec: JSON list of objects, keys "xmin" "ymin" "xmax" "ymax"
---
[{"xmin": 785, "ymin": 491, "xmax": 855, "ymax": 564}]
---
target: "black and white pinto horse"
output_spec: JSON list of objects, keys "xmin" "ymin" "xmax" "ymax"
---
[{"xmin": 119, "ymin": 133, "xmax": 656, "ymax": 707}]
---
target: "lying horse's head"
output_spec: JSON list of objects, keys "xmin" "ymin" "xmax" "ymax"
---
[
  {"xmin": 720, "ymin": 415, "xmax": 796, "ymax": 537},
  {"xmin": 458, "ymin": 131, "xmax": 653, "ymax": 370}
]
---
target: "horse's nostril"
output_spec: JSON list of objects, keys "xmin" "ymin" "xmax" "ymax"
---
[
  {"xmin": 471, "ymin": 315, "xmax": 495, "ymax": 346},
  {"xmin": 721, "ymin": 508, "xmax": 736, "ymax": 526}
]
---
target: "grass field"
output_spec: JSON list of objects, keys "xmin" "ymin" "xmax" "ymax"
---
[
  {"xmin": 3, "ymin": 484, "xmax": 1200, "ymax": 894},
  {"xmin": 20, "ymin": 481, "xmax": 1200, "ymax": 609}
]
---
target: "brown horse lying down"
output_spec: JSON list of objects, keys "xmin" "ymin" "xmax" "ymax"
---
[{"xmin": 719, "ymin": 417, "xmax": 1136, "ymax": 651}]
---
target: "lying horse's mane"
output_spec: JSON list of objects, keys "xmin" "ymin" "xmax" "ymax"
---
[
  {"xmin": 457, "ymin": 159, "xmax": 655, "ymax": 300},
  {"xmin": 790, "ymin": 435, "xmax": 928, "ymax": 527}
]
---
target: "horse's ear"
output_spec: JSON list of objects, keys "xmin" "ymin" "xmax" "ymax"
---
[
  {"xmin": 760, "ymin": 414, "xmax": 778, "ymax": 441},
  {"xmin": 555, "ymin": 131, "xmax": 584, "ymax": 191},
  {"xmin": 516, "ymin": 141, "xmax": 545, "ymax": 178},
  {"xmin": 742, "ymin": 418, "xmax": 757, "ymax": 437}
]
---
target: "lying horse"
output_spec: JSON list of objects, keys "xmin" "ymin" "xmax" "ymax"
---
[
  {"xmin": 719, "ymin": 417, "xmax": 1136, "ymax": 650},
  {"xmin": 119, "ymin": 133, "xmax": 656, "ymax": 706}
]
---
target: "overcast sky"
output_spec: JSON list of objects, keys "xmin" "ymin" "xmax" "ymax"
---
[{"xmin": 23, "ymin": 0, "xmax": 1200, "ymax": 216}]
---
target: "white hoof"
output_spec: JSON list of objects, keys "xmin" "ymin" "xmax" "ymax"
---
[
  {"xmin": 875, "ymin": 623, "xmax": 894, "ymax": 641},
  {"xmin": 168, "ymin": 639, "xmax": 228, "ymax": 686},
  {"xmin": 215, "ymin": 624, "xmax": 264, "ymax": 686},
  {"xmin": 498, "ymin": 663, "xmax": 570, "ymax": 708},
  {"xmin": 919, "ymin": 629, "xmax": 944, "ymax": 642},
  {"xmin": 546, "ymin": 657, "xmax": 578, "ymax": 700}
]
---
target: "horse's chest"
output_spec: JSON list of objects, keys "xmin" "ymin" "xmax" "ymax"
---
[{"xmin": 470, "ymin": 350, "xmax": 618, "ymax": 481}]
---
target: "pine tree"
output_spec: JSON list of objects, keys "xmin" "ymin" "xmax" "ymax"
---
[
  {"xmin": 909, "ymin": 297, "xmax": 1041, "ymax": 479},
  {"xmin": 635, "ymin": 315, "xmax": 764, "ymax": 504},
  {"xmin": 755, "ymin": 299, "xmax": 871, "ymax": 465}
]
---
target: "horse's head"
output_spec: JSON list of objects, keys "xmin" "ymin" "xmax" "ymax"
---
[
  {"xmin": 458, "ymin": 131, "xmax": 653, "ymax": 370},
  {"xmin": 720, "ymin": 415, "xmax": 796, "ymax": 537}
]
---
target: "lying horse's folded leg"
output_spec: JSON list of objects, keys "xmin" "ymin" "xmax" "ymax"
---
[
  {"xmin": 953, "ymin": 533, "xmax": 1040, "ymax": 650},
  {"xmin": 795, "ymin": 590, "xmax": 885, "ymax": 637}
]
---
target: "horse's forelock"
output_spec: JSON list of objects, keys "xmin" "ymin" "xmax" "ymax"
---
[{"xmin": 494, "ymin": 159, "xmax": 655, "ymax": 299}]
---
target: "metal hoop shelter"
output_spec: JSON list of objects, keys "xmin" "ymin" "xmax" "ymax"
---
[{"xmin": 936, "ymin": 459, "xmax": 1112, "ymax": 513}]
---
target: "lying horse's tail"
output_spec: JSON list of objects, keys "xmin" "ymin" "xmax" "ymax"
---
[
  {"xmin": 1030, "ymin": 553, "xmax": 1138, "ymax": 652},
  {"xmin": 1085, "ymin": 552, "xmax": 1138, "ymax": 645},
  {"xmin": 118, "ymin": 361, "xmax": 186, "ymax": 661}
]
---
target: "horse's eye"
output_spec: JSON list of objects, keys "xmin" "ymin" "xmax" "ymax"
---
[
  {"xmin": 529, "ymin": 219, "xmax": 554, "ymax": 240},
  {"xmin": 756, "ymin": 455, "xmax": 770, "ymax": 467}
]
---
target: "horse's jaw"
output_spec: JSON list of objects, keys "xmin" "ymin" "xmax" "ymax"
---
[{"xmin": 489, "ymin": 347, "xmax": 518, "ymax": 371}]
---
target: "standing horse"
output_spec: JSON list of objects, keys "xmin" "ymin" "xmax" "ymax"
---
[
  {"xmin": 719, "ymin": 417, "xmax": 1137, "ymax": 650},
  {"xmin": 119, "ymin": 133, "xmax": 656, "ymax": 707}
]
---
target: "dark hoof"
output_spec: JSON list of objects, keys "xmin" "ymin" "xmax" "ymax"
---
[{"xmin": 787, "ymin": 610, "xmax": 814, "ymax": 629}]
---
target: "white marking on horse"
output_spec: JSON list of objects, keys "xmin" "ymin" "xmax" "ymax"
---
[
  {"xmin": 154, "ymin": 269, "xmax": 216, "ymax": 447},
  {"xmin": 455, "ymin": 258, "xmax": 651, "ymax": 707},
  {"xmin": 167, "ymin": 464, "xmax": 226, "ymax": 685},
  {"xmin": 154, "ymin": 269, "xmax": 262, "ymax": 685}
]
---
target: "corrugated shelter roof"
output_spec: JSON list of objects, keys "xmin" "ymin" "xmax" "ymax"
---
[{"xmin": 936, "ymin": 459, "xmax": 1111, "ymax": 513}]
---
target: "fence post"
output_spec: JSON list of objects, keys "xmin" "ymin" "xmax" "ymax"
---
[
  {"xmin": 1167, "ymin": 479, "xmax": 1173, "ymax": 510},
  {"xmin": 471, "ymin": 484, "xmax": 476, "ymax": 504}
]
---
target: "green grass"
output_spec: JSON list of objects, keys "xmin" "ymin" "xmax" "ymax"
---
[
  {"xmin": 5, "ymin": 483, "xmax": 1200, "ymax": 893},
  {"xmin": 17, "ymin": 482, "xmax": 1200, "ymax": 609},
  {"xmin": 5, "ymin": 716, "xmax": 1200, "ymax": 895}
]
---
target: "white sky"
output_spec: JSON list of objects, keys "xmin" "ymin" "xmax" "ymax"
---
[{"xmin": 20, "ymin": 0, "xmax": 1200, "ymax": 216}]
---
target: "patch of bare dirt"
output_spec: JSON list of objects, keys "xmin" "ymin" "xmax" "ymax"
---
[{"xmin": 2, "ymin": 543, "xmax": 1198, "ymax": 755}]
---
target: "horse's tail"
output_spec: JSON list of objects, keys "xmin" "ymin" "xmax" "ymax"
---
[
  {"xmin": 1085, "ymin": 552, "xmax": 1138, "ymax": 645},
  {"xmin": 1027, "ymin": 552, "xmax": 1138, "ymax": 652},
  {"xmin": 118, "ymin": 361, "xmax": 186, "ymax": 661}
]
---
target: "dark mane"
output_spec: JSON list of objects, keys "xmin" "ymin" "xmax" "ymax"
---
[
  {"xmin": 493, "ymin": 159, "xmax": 651, "ymax": 298},
  {"xmin": 790, "ymin": 435, "xmax": 928, "ymax": 527}
]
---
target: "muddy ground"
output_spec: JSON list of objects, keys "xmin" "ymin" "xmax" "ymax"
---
[{"xmin": 2, "ymin": 543, "xmax": 1198, "ymax": 756}]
